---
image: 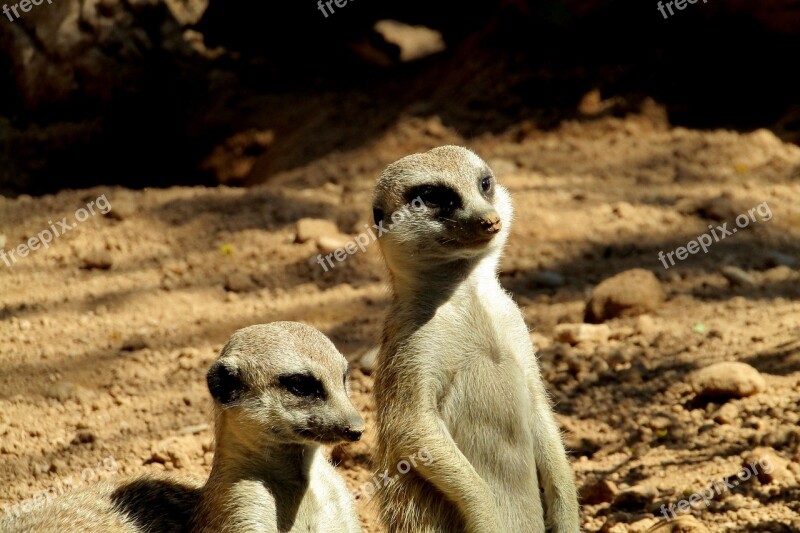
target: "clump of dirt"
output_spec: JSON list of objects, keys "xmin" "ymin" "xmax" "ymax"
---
[{"xmin": 1, "ymin": 107, "xmax": 800, "ymax": 531}]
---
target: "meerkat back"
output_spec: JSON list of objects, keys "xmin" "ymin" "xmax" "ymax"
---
[{"xmin": 0, "ymin": 476, "xmax": 198, "ymax": 533}]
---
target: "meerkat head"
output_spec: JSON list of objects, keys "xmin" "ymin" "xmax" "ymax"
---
[
  {"xmin": 206, "ymin": 322, "xmax": 364, "ymax": 448},
  {"xmin": 372, "ymin": 145, "xmax": 513, "ymax": 271}
]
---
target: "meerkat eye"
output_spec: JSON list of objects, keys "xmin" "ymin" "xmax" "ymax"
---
[
  {"xmin": 480, "ymin": 175, "xmax": 494, "ymax": 195},
  {"xmin": 279, "ymin": 374, "xmax": 326, "ymax": 399},
  {"xmin": 408, "ymin": 185, "xmax": 461, "ymax": 212}
]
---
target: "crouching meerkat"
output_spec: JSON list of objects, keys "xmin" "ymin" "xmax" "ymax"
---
[
  {"xmin": 1, "ymin": 322, "xmax": 364, "ymax": 533},
  {"xmin": 371, "ymin": 146, "xmax": 581, "ymax": 533}
]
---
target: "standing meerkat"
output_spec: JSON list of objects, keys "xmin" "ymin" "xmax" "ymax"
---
[
  {"xmin": 1, "ymin": 322, "xmax": 364, "ymax": 533},
  {"xmin": 371, "ymin": 146, "xmax": 581, "ymax": 533}
]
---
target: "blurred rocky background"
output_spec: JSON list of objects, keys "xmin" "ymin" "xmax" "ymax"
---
[{"xmin": 1, "ymin": 0, "xmax": 799, "ymax": 194}]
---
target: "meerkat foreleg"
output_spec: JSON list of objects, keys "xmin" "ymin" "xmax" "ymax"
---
[
  {"xmin": 395, "ymin": 412, "xmax": 502, "ymax": 533},
  {"xmin": 528, "ymin": 377, "xmax": 581, "ymax": 532}
]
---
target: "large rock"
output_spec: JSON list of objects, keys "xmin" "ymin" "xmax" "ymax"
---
[
  {"xmin": 295, "ymin": 218, "xmax": 341, "ymax": 244},
  {"xmin": 690, "ymin": 362, "xmax": 766, "ymax": 398},
  {"xmin": 585, "ymin": 269, "xmax": 665, "ymax": 323},
  {"xmin": 580, "ymin": 479, "xmax": 618, "ymax": 505},
  {"xmin": 741, "ymin": 448, "xmax": 794, "ymax": 485},
  {"xmin": 0, "ymin": 0, "xmax": 202, "ymax": 109}
]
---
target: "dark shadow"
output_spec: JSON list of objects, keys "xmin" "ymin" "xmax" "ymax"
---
[
  {"xmin": 744, "ymin": 339, "xmax": 800, "ymax": 377},
  {"xmin": 110, "ymin": 477, "xmax": 199, "ymax": 532}
]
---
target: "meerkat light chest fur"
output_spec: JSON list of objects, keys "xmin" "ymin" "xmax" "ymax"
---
[
  {"xmin": 1, "ymin": 322, "xmax": 364, "ymax": 533},
  {"xmin": 371, "ymin": 146, "xmax": 581, "ymax": 533}
]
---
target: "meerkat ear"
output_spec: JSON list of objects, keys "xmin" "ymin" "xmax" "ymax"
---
[
  {"xmin": 373, "ymin": 207, "xmax": 384, "ymax": 225},
  {"xmin": 207, "ymin": 359, "xmax": 246, "ymax": 406}
]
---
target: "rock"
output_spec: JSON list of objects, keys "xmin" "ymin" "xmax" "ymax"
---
[
  {"xmin": 148, "ymin": 439, "xmax": 191, "ymax": 470},
  {"xmin": 714, "ymin": 403, "xmax": 739, "ymax": 424},
  {"xmin": 373, "ymin": 20, "xmax": 446, "ymax": 63},
  {"xmin": 691, "ymin": 362, "xmax": 766, "ymax": 398},
  {"xmin": 741, "ymin": 448, "xmax": 793, "ymax": 485},
  {"xmin": 316, "ymin": 235, "xmax": 353, "ymax": 255},
  {"xmin": 50, "ymin": 458, "xmax": 69, "ymax": 473},
  {"xmin": 80, "ymin": 247, "xmax": 113, "ymax": 270},
  {"xmin": 148, "ymin": 449, "xmax": 171, "ymax": 464},
  {"xmin": 554, "ymin": 323, "xmax": 611, "ymax": 345},
  {"xmin": 635, "ymin": 314, "xmax": 657, "ymax": 337},
  {"xmin": 224, "ymin": 272, "xmax": 255, "ymax": 292},
  {"xmin": 580, "ymin": 479, "xmax": 618, "ymax": 505},
  {"xmin": 720, "ymin": 266, "xmax": 756, "ymax": 287},
  {"xmin": 178, "ymin": 423, "xmax": 210, "ymax": 435},
  {"xmin": 71, "ymin": 430, "xmax": 96, "ymax": 445},
  {"xmin": 102, "ymin": 194, "xmax": 137, "ymax": 221},
  {"xmin": 295, "ymin": 218, "xmax": 340, "ymax": 244},
  {"xmin": 121, "ymin": 334, "xmax": 149, "ymax": 351},
  {"xmin": 585, "ymin": 269, "xmax": 665, "ymax": 322},
  {"xmin": 201, "ymin": 129, "xmax": 275, "ymax": 184},
  {"xmin": 1, "ymin": 0, "xmax": 194, "ymax": 109},
  {"xmin": 45, "ymin": 381, "xmax": 81, "ymax": 402},
  {"xmin": 693, "ymin": 194, "xmax": 739, "ymax": 221},
  {"xmin": 761, "ymin": 427, "xmax": 800, "ymax": 450},
  {"xmin": 648, "ymin": 415, "xmax": 673, "ymax": 434},
  {"xmin": 531, "ymin": 270, "xmax": 566, "ymax": 288},
  {"xmin": 612, "ymin": 484, "xmax": 658, "ymax": 510},
  {"xmin": 627, "ymin": 518, "xmax": 662, "ymax": 532},
  {"xmin": 646, "ymin": 516, "xmax": 710, "ymax": 532}
]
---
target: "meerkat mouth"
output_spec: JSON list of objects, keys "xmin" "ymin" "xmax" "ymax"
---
[
  {"xmin": 438, "ymin": 233, "xmax": 497, "ymax": 248},
  {"xmin": 293, "ymin": 427, "xmax": 349, "ymax": 444}
]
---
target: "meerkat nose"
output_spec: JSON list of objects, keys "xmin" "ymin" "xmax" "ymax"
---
[
  {"xmin": 478, "ymin": 212, "xmax": 502, "ymax": 234},
  {"xmin": 342, "ymin": 416, "xmax": 365, "ymax": 441}
]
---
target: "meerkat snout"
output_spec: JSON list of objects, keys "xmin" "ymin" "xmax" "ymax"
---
[
  {"xmin": 207, "ymin": 322, "xmax": 364, "ymax": 447},
  {"xmin": 342, "ymin": 416, "xmax": 365, "ymax": 442},
  {"xmin": 478, "ymin": 211, "xmax": 502, "ymax": 234}
]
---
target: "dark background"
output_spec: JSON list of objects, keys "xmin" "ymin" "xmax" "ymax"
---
[{"xmin": 1, "ymin": 0, "xmax": 799, "ymax": 196}]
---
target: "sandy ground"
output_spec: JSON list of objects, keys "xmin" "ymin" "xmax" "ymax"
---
[{"xmin": 1, "ymin": 106, "xmax": 800, "ymax": 531}]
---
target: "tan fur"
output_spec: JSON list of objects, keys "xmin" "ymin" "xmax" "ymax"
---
[
  {"xmin": 0, "ymin": 322, "xmax": 363, "ymax": 533},
  {"xmin": 372, "ymin": 146, "xmax": 581, "ymax": 533}
]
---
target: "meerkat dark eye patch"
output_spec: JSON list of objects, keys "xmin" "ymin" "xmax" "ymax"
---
[
  {"xmin": 407, "ymin": 185, "xmax": 461, "ymax": 213},
  {"xmin": 279, "ymin": 373, "xmax": 326, "ymax": 400},
  {"xmin": 207, "ymin": 360, "xmax": 246, "ymax": 406},
  {"xmin": 373, "ymin": 207, "xmax": 384, "ymax": 225}
]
